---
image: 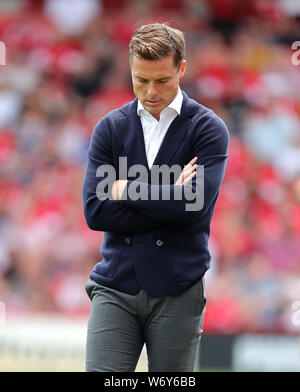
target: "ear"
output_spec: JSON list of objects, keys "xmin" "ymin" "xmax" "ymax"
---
[{"xmin": 178, "ymin": 60, "xmax": 186, "ymax": 78}]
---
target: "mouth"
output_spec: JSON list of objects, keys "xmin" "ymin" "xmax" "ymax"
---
[{"xmin": 145, "ymin": 100, "xmax": 161, "ymax": 107}]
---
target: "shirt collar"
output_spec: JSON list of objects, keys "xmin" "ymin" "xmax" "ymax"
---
[{"xmin": 137, "ymin": 88, "xmax": 183, "ymax": 118}]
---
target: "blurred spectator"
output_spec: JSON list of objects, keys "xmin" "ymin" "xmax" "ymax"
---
[
  {"xmin": 278, "ymin": 0, "xmax": 300, "ymax": 17},
  {"xmin": 242, "ymin": 99, "xmax": 299, "ymax": 167},
  {"xmin": 0, "ymin": 88, "xmax": 23, "ymax": 127},
  {"xmin": 44, "ymin": 0, "xmax": 101, "ymax": 36}
]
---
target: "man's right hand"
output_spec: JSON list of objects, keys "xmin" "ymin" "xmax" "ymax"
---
[{"xmin": 175, "ymin": 156, "xmax": 198, "ymax": 186}]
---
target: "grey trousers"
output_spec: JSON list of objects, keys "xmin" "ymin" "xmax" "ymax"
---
[{"xmin": 85, "ymin": 278, "xmax": 206, "ymax": 372}]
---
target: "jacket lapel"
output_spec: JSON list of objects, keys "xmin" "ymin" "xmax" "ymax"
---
[
  {"xmin": 152, "ymin": 113, "xmax": 190, "ymax": 168},
  {"xmin": 117, "ymin": 100, "xmax": 150, "ymax": 181},
  {"xmin": 152, "ymin": 91, "xmax": 196, "ymax": 168}
]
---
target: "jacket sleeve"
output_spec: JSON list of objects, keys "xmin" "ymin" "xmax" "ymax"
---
[
  {"xmin": 120, "ymin": 114, "xmax": 229, "ymax": 224},
  {"xmin": 82, "ymin": 117, "xmax": 162, "ymax": 234}
]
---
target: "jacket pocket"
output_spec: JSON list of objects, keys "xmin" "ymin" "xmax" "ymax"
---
[
  {"xmin": 95, "ymin": 233, "xmax": 127, "ymax": 278},
  {"xmin": 164, "ymin": 233, "xmax": 209, "ymax": 282}
]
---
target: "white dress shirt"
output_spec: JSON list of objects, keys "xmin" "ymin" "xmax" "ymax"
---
[{"xmin": 137, "ymin": 89, "xmax": 183, "ymax": 169}]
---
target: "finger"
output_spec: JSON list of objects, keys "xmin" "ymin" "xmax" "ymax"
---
[
  {"xmin": 183, "ymin": 157, "xmax": 198, "ymax": 172},
  {"xmin": 182, "ymin": 163, "xmax": 197, "ymax": 180},
  {"xmin": 175, "ymin": 176, "xmax": 183, "ymax": 186},
  {"xmin": 183, "ymin": 157, "xmax": 198, "ymax": 173},
  {"xmin": 183, "ymin": 171, "xmax": 196, "ymax": 185},
  {"xmin": 176, "ymin": 158, "xmax": 198, "ymax": 185},
  {"xmin": 183, "ymin": 163, "xmax": 197, "ymax": 174},
  {"xmin": 187, "ymin": 156, "xmax": 198, "ymax": 167},
  {"xmin": 182, "ymin": 170, "xmax": 197, "ymax": 185}
]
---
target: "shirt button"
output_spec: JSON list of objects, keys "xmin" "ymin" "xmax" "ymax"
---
[{"xmin": 156, "ymin": 240, "xmax": 164, "ymax": 246}]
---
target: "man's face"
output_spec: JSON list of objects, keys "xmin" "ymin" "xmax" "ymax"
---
[{"xmin": 131, "ymin": 54, "xmax": 186, "ymax": 120}]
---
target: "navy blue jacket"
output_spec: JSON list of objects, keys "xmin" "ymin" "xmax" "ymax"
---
[{"xmin": 82, "ymin": 91, "xmax": 229, "ymax": 296}]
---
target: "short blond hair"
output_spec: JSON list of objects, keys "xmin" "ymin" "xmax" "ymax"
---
[{"xmin": 129, "ymin": 23, "xmax": 186, "ymax": 69}]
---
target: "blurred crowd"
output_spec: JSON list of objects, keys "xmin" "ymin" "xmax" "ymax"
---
[{"xmin": 0, "ymin": 0, "xmax": 300, "ymax": 334}]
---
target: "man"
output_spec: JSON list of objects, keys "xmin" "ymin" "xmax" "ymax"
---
[{"xmin": 82, "ymin": 23, "xmax": 229, "ymax": 372}]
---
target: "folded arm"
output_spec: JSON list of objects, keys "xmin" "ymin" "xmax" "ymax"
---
[{"xmin": 117, "ymin": 115, "xmax": 229, "ymax": 224}]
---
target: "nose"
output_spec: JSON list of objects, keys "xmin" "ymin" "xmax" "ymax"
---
[{"xmin": 147, "ymin": 83, "xmax": 158, "ymax": 99}]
